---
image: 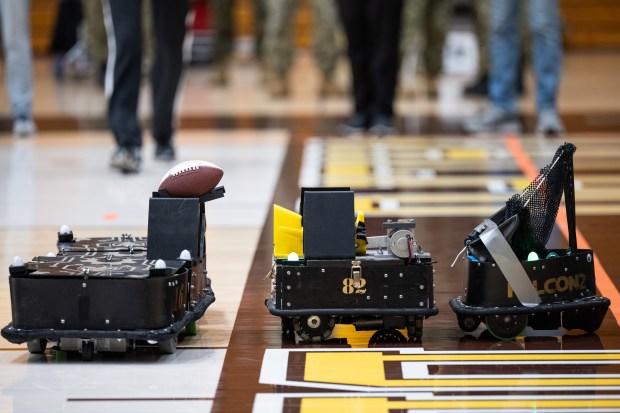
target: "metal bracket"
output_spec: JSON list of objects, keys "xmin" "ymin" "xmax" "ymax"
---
[
  {"xmin": 351, "ymin": 260, "xmax": 362, "ymax": 288},
  {"xmin": 479, "ymin": 219, "xmax": 541, "ymax": 307}
]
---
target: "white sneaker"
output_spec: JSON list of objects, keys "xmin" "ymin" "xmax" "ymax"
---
[
  {"xmin": 462, "ymin": 105, "xmax": 521, "ymax": 134},
  {"xmin": 13, "ymin": 118, "xmax": 37, "ymax": 137},
  {"xmin": 109, "ymin": 147, "xmax": 141, "ymax": 174},
  {"xmin": 536, "ymin": 110, "xmax": 565, "ymax": 137}
]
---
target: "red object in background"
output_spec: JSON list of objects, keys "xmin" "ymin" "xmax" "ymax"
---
[{"xmin": 191, "ymin": 1, "xmax": 211, "ymax": 31}]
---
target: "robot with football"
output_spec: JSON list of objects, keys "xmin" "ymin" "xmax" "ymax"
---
[{"xmin": 1, "ymin": 160, "xmax": 225, "ymax": 360}]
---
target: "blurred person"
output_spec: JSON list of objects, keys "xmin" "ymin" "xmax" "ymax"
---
[
  {"xmin": 83, "ymin": 0, "xmax": 153, "ymax": 88},
  {"xmin": 462, "ymin": 0, "xmax": 490, "ymax": 96},
  {"xmin": 463, "ymin": 0, "xmax": 524, "ymax": 97},
  {"xmin": 337, "ymin": 0, "xmax": 404, "ymax": 136},
  {"xmin": 262, "ymin": 0, "xmax": 342, "ymax": 98},
  {"xmin": 82, "ymin": 0, "xmax": 109, "ymax": 86},
  {"xmin": 103, "ymin": 0, "xmax": 188, "ymax": 174},
  {"xmin": 463, "ymin": 0, "xmax": 564, "ymax": 136},
  {"xmin": 401, "ymin": 0, "xmax": 453, "ymax": 99},
  {"xmin": 311, "ymin": 0, "xmax": 343, "ymax": 98},
  {"xmin": 210, "ymin": 0, "xmax": 235, "ymax": 86},
  {"xmin": 254, "ymin": 0, "xmax": 266, "ymax": 62},
  {"xmin": 262, "ymin": 0, "xmax": 296, "ymax": 97},
  {"xmin": 50, "ymin": 0, "xmax": 82, "ymax": 79},
  {"xmin": 1, "ymin": 0, "xmax": 36, "ymax": 136}
]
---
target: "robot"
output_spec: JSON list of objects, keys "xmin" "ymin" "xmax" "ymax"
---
[
  {"xmin": 1, "ymin": 163, "xmax": 224, "ymax": 360},
  {"xmin": 450, "ymin": 143, "xmax": 610, "ymax": 340},
  {"xmin": 266, "ymin": 187, "xmax": 438, "ymax": 342}
]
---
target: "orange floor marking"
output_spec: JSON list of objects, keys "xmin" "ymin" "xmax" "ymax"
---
[
  {"xmin": 102, "ymin": 213, "xmax": 118, "ymax": 222},
  {"xmin": 504, "ymin": 134, "xmax": 620, "ymax": 324}
]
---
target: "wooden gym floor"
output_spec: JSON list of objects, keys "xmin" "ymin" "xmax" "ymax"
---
[{"xmin": 1, "ymin": 50, "xmax": 620, "ymax": 412}]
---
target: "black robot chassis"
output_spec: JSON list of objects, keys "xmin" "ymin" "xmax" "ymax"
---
[
  {"xmin": 266, "ymin": 188, "xmax": 438, "ymax": 343},
  {"xmin": 1, "ymin": 187, "xmax": 224, "ymax": 360},
  {"xmin": 450, "ymin": 143, "xmax": 610, "ymax": 340}
]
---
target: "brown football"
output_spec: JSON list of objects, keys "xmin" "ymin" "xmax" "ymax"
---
[{"xmin": 158, "ymin": 160, "xmax": 223, "ymax": 197}]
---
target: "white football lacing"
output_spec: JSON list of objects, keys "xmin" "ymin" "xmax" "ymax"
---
[{"xmin": 171, "ymin": 163, "xmax": 199, "ymax": 177}]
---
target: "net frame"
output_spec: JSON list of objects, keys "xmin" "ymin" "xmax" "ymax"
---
[{"xmin": 467, "ymin": 143, "xmax": 577, "ymax": 261}]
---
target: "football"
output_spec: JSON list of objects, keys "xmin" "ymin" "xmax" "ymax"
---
[{"xmin": 158, "ymin": 160, "xmax": 224, "ymax": 197}]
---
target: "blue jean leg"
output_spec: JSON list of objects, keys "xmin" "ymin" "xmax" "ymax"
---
[
  {"xmin": 527, "ymin": 0, "xmax": 561, "ymax": 112},
  {"xmin": 0, "ymin": 0, "xmax": 34, "ymax": 120},
  {"xmin": 488, "ymin": 0, "xmax": 520, "ymax": 112}
]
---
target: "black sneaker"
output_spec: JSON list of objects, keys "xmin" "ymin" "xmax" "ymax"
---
[
  {"xmin": 464, "ymin": 72, "xmax": 524, "ymax": 97},
  {"xmin": 110, "ymin": 147, "xmax": 141, "ymax": 173},
  {"xmin": 337, "ymin": 113, "xmax": 368, "ymax": 136},
  {"xmin": 155, "ymin": 145, "xmax": 176, "ymax": 162},
  {"xmin": 368, "ymin": 115, "xmax": 396, "ymax": 137}
]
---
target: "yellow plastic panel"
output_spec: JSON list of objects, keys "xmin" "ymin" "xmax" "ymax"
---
[{"xmin": 273, "ymin": 204, "xmax": 304, "ymax": 259}]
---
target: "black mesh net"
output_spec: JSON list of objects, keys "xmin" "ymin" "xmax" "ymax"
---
[{"xmin": 468, "ymin": 142, "xmax": 576, "ymax": 261}]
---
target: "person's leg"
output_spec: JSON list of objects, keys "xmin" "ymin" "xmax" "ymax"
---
[
  {"xmin": 263, "ymin": 0, "xmax": 297, "ymax": 96},
  {"xmin": 464, "ymin": 0, "xmax": 490, "ymax": 96},
  {"xmin": 368, "ymin": 0, "xmax": 403, "ymax": 128},
  {"xmin": 311, "ymin": 0, "xmax": 342, "ymax": 97},
  {"xmin": 141, "ymin": 0, "xmax": 154, "ymax": 73},
  {"xmin": 82, "ymin": 0, "xmax": 108, "ymax": 86},
  {"xmin": 474, "ymin": 0, "xmax": 490, "ymax": 78},
  {"xmin": 462, "ymin": 0, "xmax": 522, "ymax": 134},
  {"xmin": 399, "ymin": 0, "xmax": 423, "ymax": 99},
  {"xmin": 211, "ymin": 0, "xmax": 235, "ymax": 85},
  {"xmin": 103, "ymin": 0, "xmax": 142, "ymax": 172},
  {"xmin": 527, "ymin": 0, "xmax": 562, "ymax": 115},
  {"xmin": 527, "ymin": 0, "xmax": 563, "ymax": 135},
  {"xmin": 104, "ymin": 0, "xmax": 142, "ymax": 148},
  {"xmin": 399, "ymin": 0, "xmax": 418, "ymax": 58},
  {"xmin": 422, "ymin": 0, "xmax": 452, "ymax": 98},
  {"xmin": 253, "ymin": 0, "xmax": 267, "ymax": 62},
  {"xmin": 488, "ymin": 0, "xmax": 520, "ymax": 113},
  {"xmin": 0, "ymin": 0, "xmax": 36, "ymax": 135},
  {"xmin": 151, "ymin": 0, "xmax": 189, "ymax": 159},
  {"xmin": 336, "ymin": 0, "xmax": 374, "ymax": 133}
]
